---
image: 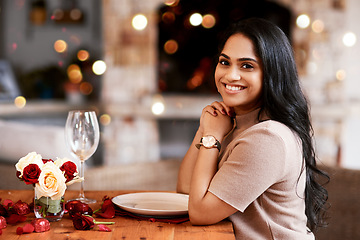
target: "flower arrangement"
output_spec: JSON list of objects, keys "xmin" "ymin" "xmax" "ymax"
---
[
  {"xmin": 15, "ymin": 152, "xmax": 83, "ymax": 221},
  {"xmin": 15, "ymin": 152, "xmax": 82, "ymax": 200}
]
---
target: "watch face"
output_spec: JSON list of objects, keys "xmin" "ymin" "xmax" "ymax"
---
[{"xmin": 202, "ymin": 136, "xmax": 216, "ymax": 148}]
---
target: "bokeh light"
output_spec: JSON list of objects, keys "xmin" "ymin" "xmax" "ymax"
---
[
  {"xmin": 152, "ymin": 102, "xmax": 165, "ymax": 115},
  {"xmin": 67, "ymin": 64, "xmax": 82, "ymax": 83},
  {"xmin": 77, "ymin": 50, "xmax": 90, "ymax": 61},
  {"xmin": 162, "ymin": 11, "xmax": 175, "ymax": 24},
  {"xmin": 202, "ymin": 14, "xmax": 216, "ymax": 29},
  {"xmin": 336, "ymin": 69, "xmax": 346, "ymax": 81},
  {"xmin": 164, "ymin": 39, "xmax": 178, "ymax": 54},
  {"xmin": 312, "ymin": 19, "xmax": 325, "ymax": 33},
  {"xmin": 189, "ymin": 13, "xmax": 202, "ymax": 26},
  {"xmin": 14, "ymin": 96, "xmax": 26, "ymax": 109},
  {"xmin": 70, "ymin": 8, "xmax": 82, "ymax": 21},
  {"xmin": 92, "ymin": 60, "xmax": 107, "ymax": 75},
  {"xmin": 164, "ymin": 0, "xmax": 178, "ymax": 6},
  {"xmin": 132, "ymin": 14, "xmax": 148, "ymax": 31},
  {"xmin": 296, "ymin": 14, "xmax": 310, "ymax": 29},
  {"xmin": 343, "ymin": 32, "xmax": 357, "ymax": 47},
  {"xmin": 54, "ymin": 39, "xmax": 67, "ymax": 53},
  {"xmin": 79, "ymin": 82, "xmax": 93, "ymax": 95},
  {"xmin": 100, "ymin": 114, "xmax": 112, "ymax": 126}
]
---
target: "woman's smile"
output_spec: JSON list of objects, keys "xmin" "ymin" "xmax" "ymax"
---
[{"xmin": 224, "ymin": 83, "xmax": 246, "ymax": 93}]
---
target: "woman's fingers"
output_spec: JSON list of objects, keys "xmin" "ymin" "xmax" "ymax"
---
[
  {"xmin": 203, "ymin": 105, "xmax": 218, "ymax": 116},
  {"xmin": 210, "ymin": 101, "xmax": 234, "ymax": 117}
]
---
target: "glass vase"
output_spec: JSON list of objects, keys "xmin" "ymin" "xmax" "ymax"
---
[{"xmin": 34, "ymin": 190, "xmax": 65, "ymax": 222}]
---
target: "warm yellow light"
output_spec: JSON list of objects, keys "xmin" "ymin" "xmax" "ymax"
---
[
  {"xmin": 132, "ymin": 14, "xmax": 148, "ymax": 31},
  {"xmin": 152, "ymin": 102, "xmax": 165, "ymax": 115},
  {"xmin": 100, "ymin": 114, "xmax": 112, "ymax": 126},
  {"xmin": 296, "ymin": 14, "xmax": 310, "ymax": 29},
  {"xmin": 336, "ymin": 69, "xmax": 346, "ymax": 81},
  {"xmin": 77, "ymin": 50, "xmax": 89, "ymax": 61},
  {"xmin": 92, "ymin": 60, "xmax": 107, "ymax": 75},
  {"xmin": 312, "ymin": 19, "xmax": 324, "ymax": 33},
  {"xmin": 164, "ymin": 0, "xmax": 178, "ymax": 6},
  {"xmin": 54, "ymin": 40, "xmax": 67, "ymax": 53},
  {"xmin": 79, "ymin": 82, "xmax": 93, "ymax": 95},
  {"xmin": 343, "ymin": 32, "xmax": 357, "ymax": 47},
  {"xmin": 202, "ymin": 14, "xmax": 216, "ymax": 29},
  {"xmin": 67, "ymin": 64, "xmax": 82, "ymax": 84},
  {"xmin": 164, "ymin": 39, "xmax": 178, "ymax": 54},
  {"xmin": 189, "ymin": 13, "xmax": 202, "ymax": 26},
  {"xmin": 14, "ymin": 96, "xmax": 26, "ymax": 109}
]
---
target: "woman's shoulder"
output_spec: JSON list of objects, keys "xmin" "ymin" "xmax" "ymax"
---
[{"xmin": 241, "ymin": 120, "xmax": 299, "ymax": 144}]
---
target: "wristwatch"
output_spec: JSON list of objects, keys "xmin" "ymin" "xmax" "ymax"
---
[{"xmin": 195, "ymin": 135, "xmax": 221, "ymax": 151}]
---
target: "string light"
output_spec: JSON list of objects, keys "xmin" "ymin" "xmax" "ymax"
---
[
  {"xmin": 336, "ymin": 69, "xmax": 346, "ymax": 81},
  {"xmin": 202, "ymin": 14, "xmax": 216, "ymax": 29},
  {"xmin": 14, "ymin": 96, "xmax": 26, "ymax": 109},
  {"xmin": 189, "ymin": 13, "xmax": 202, "ymax": 26},
  {"xmin": 54, "ymin": 40, "xmax": 67, "ymax": 53},
  {"xmin": 77, "ymin": 50, "xmax": 89, "ymax": 61},
  {"xmin": 343, "ymin": 32, "xmax": 357, "ymax": 47},
  {"xmin": 132, "ymin": 14, "xmax": 148, "ymax": 31},
  {"xmin": 164, "ymin": 39, "xmax": 178, "ymax": 54},
  {"xmin": 100, "ymin": 114, "xmax": 112, "ymax": 126},
  {"xmin": 296, "ymin": 14, "xmax": 310, "ymax": 29},
  {"xmin": 312, "ymin": 19, "xmax": 324, "ymax": 33},
  {"xmin": 92, "ymin": 60, "xmax": 107, "ymax": 75}
]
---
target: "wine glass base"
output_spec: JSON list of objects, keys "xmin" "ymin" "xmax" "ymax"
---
[{"xmin": 72, "ymin": 197, "xmax": 97, "ymax": 204}]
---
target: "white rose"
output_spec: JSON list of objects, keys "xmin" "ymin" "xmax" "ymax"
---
[
  {"xmin": 15, "ymin": 152, "xmax": 44, "ymax": 178},
  {"xmin": 35, "ymin": 162, "xmax": 67, "ymax": 200}
]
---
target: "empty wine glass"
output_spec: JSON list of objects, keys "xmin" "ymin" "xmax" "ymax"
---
[{"xmin": 65, "ymin": 110, "xmax": 100, "ymax": 204}]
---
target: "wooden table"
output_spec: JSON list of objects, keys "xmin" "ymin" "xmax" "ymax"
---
[{"xmin": 0, "ymin": 190, "xmax": 235, "ymax": 240}]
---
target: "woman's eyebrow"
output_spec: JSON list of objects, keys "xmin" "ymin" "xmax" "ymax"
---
[{"xmin": 220, "ymin": 53, "xmax": 258, "ymax": 63}]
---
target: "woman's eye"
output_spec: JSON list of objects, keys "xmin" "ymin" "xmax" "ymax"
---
[
  {"xmin": 242, "ymin": 63, "xmax": 253, "ymax": 69},
  {"xmin": 219, "ymin": 59, "xmax": 229, "ymax": 66}
]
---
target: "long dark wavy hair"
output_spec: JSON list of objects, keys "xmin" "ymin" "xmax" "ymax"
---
[{"xmin": 217, "ymin": 18, "xmax": 329, "ymax": 232}]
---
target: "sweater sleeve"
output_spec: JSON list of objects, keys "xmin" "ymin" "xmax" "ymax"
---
[{"xmin": 208, "ymin": 123, "xmax": 288, "ymax": 212}]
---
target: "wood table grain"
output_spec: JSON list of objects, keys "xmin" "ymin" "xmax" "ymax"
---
[{"xmin": 0, "ymin": 190, "xmax": 235, "ymax": 240}]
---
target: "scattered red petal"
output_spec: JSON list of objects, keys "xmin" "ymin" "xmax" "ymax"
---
[
  {"xmin": 98, "ymin": 224, "xmax": 111, "ymax": 232},
  {"xmin": 16, "ymin": 226, "xmax": 23, "ymax": 235},
  {"xmin": 3, "ymin": 199, "xmax": 13, "ymax": 209},
  {"xmin": 6, "ymin": 214, "xmax": 27, "ymax": 224},
  {"xmin": 22, "ymin": 223, "xmax": 35, "ymax": 233},
  {"xmin": 0, "ymin": 216, "xmax": 6, "ymax": 229},
  {"xmin": 31, "ymin": 219, "xmax": 50, "ymax": 232}
]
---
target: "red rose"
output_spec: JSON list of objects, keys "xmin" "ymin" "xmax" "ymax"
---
[
  {"xmin": 72, "ymin": 213, "xmax": 95, "ymax": 230},
  {"xmin": 0, "ymin": 205, "xmax": 7, "ymax": 217},
  {"xmin": 12, "ymin": 200, "xmax": 30, "ymax": 215},
  {"xmin": 22, "ymin": 164, "xmax": 41, "ymax": 185},
  {"xmin": 96, "ymin": 198, "xmax": 115, "ymax": 219},
  {"xmin": 60, "ymin": 161, "xmax": 77, "ymax": 182},
  {"xmin": 68, "ymin": 202, "xmax": 93, "ymax": 218},
  {"xmin": 42, "ymin": 159, "xmax": 53, "ymax": 164}
]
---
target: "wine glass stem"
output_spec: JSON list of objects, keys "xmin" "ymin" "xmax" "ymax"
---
[{"xmin": 79, "ymin": 160, "xmax": 85, "ymax": 199}]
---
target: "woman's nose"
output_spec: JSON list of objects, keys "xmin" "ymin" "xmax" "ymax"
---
[{"xmin": 225, "ymin": 67, "xmax": 241, "ymax": 81}]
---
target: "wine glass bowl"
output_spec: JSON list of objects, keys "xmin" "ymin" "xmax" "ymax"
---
[{"xmin": 65, "ymin": 110, "xmax": 100, "ymax": 204}]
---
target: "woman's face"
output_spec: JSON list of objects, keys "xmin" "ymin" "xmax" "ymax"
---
[{"xmin": 215, "ymin": 33, "xmax": 263, "ymax": 115}]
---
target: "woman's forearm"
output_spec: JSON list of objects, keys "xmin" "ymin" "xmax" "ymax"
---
[{"xmin": 176, "ymin": 129, "xmax": 203, "ymax": 194}]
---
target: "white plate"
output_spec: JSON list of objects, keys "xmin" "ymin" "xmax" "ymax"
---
[{"xmin": 112, "ymin": 192, "xmax": 189, "ymax": 217}]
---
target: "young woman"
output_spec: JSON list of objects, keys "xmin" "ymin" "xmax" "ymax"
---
[{"xmin": 177, "ymin": 18, "xmax": 328, "ymax": 239}]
